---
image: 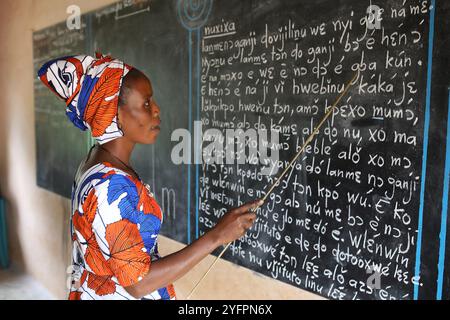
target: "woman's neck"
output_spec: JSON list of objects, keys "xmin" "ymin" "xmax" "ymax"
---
[{"xmin": 100, "ymin": 138, "xmax": 135, "ymax": 166}]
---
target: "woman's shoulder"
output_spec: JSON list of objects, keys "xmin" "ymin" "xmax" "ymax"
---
[
  {"xmin": 76, "ymin": 161, "xmax": 137, "ymax": 185},
  {"xmin": 73, "ymin": 162, "xmax": 142, "ymax": 205},
  {"xmin": 74, "ymin": 162, "xmax": 163, "ymax": 223}
]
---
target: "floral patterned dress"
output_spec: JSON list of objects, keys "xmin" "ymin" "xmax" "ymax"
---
[{"xmin": 68, "ymin": 161, "xmax": 176, "ymax": 300}]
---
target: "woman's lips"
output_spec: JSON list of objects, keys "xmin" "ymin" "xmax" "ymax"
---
[{"xmin": 150, "ymin": 120, "xmax": 161, "ymax": 131}]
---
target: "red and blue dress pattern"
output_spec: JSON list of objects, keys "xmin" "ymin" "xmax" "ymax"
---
[{"xmin": 68, "ymin": 162, "xmax": 176, "ymax": 300}]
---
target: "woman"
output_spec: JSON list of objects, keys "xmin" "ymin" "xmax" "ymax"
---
[{"xmin": 38, "ymin": 53, "xmax": 262, "ymax": 300}]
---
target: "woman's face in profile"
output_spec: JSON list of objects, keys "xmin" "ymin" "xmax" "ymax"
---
[{"xmin": 118, "ymin": 71, "xmax": 161, "ymax": 144}]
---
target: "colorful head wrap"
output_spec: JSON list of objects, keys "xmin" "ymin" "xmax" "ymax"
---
[{"xmin": 38, "ymin": 53, "xmax": 133, "ymax": 144}]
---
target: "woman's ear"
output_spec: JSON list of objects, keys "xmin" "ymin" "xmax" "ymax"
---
[{"xmin": 117, "ymin": 107, "xmax": 125, "ymax": 133}]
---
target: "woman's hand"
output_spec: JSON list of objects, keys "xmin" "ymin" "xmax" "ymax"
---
[{"xmin": 210, "ymin": 199, "xmax": 264, "ymax": 245}]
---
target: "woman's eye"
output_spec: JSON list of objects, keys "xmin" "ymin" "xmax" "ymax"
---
[{"xmin": 145, "ymin": 98, "xmax": 153, "ymax": 108}]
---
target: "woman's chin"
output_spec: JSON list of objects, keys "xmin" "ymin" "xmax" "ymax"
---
[{"xmin": 142, "ymin": 134, "xmax": 159, "ymax": 144}]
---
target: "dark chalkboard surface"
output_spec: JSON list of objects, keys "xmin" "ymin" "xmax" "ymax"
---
[{"xmin": 33, "ymin": 0, "xmax": 450, "ymax": 300}]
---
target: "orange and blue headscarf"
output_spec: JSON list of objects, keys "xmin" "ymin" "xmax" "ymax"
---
[{"xmin": 38, "ymin": 53, "xmax": 133, "ymax": 144}]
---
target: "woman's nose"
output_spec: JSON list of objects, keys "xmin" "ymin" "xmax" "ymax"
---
[{"xmin": 152, "ymin": 102, "xmax": 161, "ymax": 118}]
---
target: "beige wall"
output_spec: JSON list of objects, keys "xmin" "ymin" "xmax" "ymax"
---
[{"xmin": 0, "ymin": 0, "xmax": 321, "ymax": 300}]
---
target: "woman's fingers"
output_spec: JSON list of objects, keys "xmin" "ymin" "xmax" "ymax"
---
[
  {"xmin": 240, "ymin": 213, "xmax": 257, "ymax": 229},
  {"xmin": 214, "ymin": 200, "xmax": 264, "ymax": 244},
  {"xmin": 233, "ymin": 199, "xmax": 264, "ymax": 214},
  {"xmin": 242, "ymin": 212, "xmax": 257, "ymax": 221}
]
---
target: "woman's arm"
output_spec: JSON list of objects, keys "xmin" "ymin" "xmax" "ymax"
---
[{"xmin": 124, "ymin": 199, "xmax": 263, "ymax": 299}]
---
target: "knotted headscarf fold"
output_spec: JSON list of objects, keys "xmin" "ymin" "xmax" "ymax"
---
[{"xmin": 38, "ymin": 53, "xmax": 133, "ymax": 144}]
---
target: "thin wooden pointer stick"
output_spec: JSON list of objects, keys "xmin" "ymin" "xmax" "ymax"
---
[{"xmin": 186, "ymin": 72, "xmax": 358, "ymax": 299}]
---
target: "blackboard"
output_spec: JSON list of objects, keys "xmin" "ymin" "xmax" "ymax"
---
[{"xmin": 33, "ymin": 0, "xmax": 450, "ymax": 300}]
